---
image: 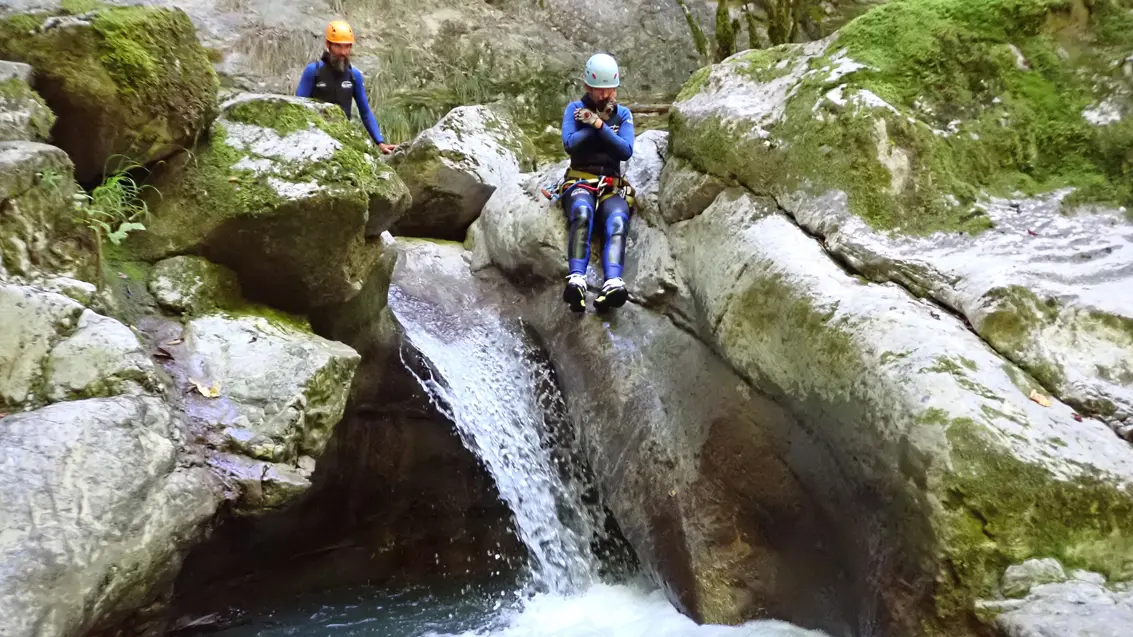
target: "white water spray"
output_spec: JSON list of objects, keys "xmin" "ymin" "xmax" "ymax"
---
[{"xmin": 393, "ymin": 288, "xmax": 596, "ymax": 596}]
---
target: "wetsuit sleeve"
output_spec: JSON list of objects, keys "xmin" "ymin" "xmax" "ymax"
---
[
  {"xmin": 597, "ymin": 107, "xmax": 634, "ymax": 160},
  {"xmin": 562, "ymin": 102, "xmax": 597, "ymax": 152},
  {"xmin": 295, "ymin": 62, "xmax": 317, "ymax": 97},
  {"xmin": 351, "ymin": 68, "xmax": 385, "ymax": 144}
]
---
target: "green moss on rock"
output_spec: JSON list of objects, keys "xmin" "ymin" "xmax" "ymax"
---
[
  {"xmin": 673, "ymin": 0, "xmax": 1133, "ymax": 234},
  {"xmin": 935, "ymin": 416, "xmax": 1133, "ymax": 620},
  {"xmin": 676, "ymin": 66, "xmax": 711, "ymax": 103},
  {"xmin": 0, "ymin": 3, "xmax": 219, "ymax": 182}
]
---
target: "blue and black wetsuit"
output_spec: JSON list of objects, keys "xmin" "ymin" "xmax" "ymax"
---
[
  {"xmin": 296, "ymin": 51, "xmax": 385, "ymax": 145},
  {"xmin": 560, "ymin": 94, "xmax": 635, "ymax": 279}
]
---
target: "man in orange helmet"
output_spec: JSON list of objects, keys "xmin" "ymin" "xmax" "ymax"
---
[{"xmin": 296, "ymin": 20, "xmax": 398, "ymax": 154}]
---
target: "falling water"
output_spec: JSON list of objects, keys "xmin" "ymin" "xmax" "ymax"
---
[{"xmin": 390, "ymin": 287, "xmax": 597, "ymax": 596}]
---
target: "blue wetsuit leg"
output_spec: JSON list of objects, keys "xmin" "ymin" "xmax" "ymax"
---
[
  {"xmin": 597, "ymin": 195, "xmax": 631, "ymax": 280},
  {"xmin": 562, "ymin": 186, "xmax": 597, "ymax": 275}
]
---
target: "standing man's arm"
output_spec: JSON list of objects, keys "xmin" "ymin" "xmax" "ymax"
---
[
  {"xmin": 351, "ymin": 68, "xmax": 396, "ymax": 154},
  {"xmin": 296, "ymin": 62, "xmax": 317, "ymax": 97}
]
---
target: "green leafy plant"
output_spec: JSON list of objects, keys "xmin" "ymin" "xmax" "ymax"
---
[{"xmin": 75, "ymin": 156, "xmax": 159, "ymax": 277}]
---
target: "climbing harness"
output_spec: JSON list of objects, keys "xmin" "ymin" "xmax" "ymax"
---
[{"xmin": 541, "ymin": 168, "xmax": 637, "ymax": 211}]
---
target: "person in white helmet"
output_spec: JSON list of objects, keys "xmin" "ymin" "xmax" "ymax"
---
[{"xmin": 557, "ymin": 53, "xmax": 636, "ymax": 313}]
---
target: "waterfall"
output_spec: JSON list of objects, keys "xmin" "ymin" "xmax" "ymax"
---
[{"xmin": 390, "ymin": 286, "xmax": 598, "ymax": 596}]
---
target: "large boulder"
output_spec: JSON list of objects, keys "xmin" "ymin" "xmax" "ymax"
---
[
  {"xmin": 390, "ymin": 105, "xmax": 537, "ymax": 240},
  {"xmin": 173, "ymin": 312, "xmax": 360, "ymax": 468},
  {"xmin": 668, "ymin": 188, "xmax": 1133, "ymax": 634},
  {"xmin": 0, "ymin": 396, "xmax": 221, "ymax": 637},
  {"xmin": 470, "ymin": 162, "xmax": 570, "ymax": 282},
  {"xmin": 0, "ymin": 4, "xmax": 219, "ymax": 183},
  {"xmin": 0, "ymin": 142, "xmax": 95, "ymax": 284},
  {"xmin": 0, "ymin": 60, "xmax": 54, "ymax": 142},
  {"xmin": 670, "ymin": 0, "xmax": 1133, "ymax": 429},
  {"xmin": 128, "ymin": 93, "xmax": 411, "ymax": 312}
]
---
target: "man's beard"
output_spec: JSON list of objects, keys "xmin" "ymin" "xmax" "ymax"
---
[{"xmin": 329, "ymin": 54, "xmax": 348, "ymax": 72}]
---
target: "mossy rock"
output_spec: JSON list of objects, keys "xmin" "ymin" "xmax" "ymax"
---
[
  {"xmin": 0, "ymin": 141, "xmax": 97, "ymax": 283},
  {"xmin": 127, "ymin": 93, "xmax": 411, "ymax": 313},
  {"xmin": 0, "ymin": 3, "xmax": 219, "ymax": 183},
  {"xmin": 671, "ymin": 0, "xmax": 1133, "ymax": 236},
  {"xmin": 0, "ymin": 60, "xmax": 55, "ymax": 142},
  {"xmin": 148, "ymin": 255, "xmax": 242, "ymax": 316}
]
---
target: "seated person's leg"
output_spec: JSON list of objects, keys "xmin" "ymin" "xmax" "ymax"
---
[
  {"xmin": 594, "ymin": 194, "xmax": 630, "ymax": 310},
  {"xmin": 561, "ymin": 187, "xmax": 597, "ymax": 312}
]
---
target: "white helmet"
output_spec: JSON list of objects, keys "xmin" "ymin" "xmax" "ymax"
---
[{"xmin": 583, "ymin": 53, "xmax": 620, "ymax": 88}]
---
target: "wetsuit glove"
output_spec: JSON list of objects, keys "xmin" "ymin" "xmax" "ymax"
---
[
  {"xmin": 599, "ymin": 100, "xmax": 617, "ymax": 120},
  {"xmin": 574, "ymin": 107, "xmax": 601, "ymax": 127}
]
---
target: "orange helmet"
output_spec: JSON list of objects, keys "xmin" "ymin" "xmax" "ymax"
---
[{"xmin": 325, "ymin": 20, "xmax": 354, "ymax": 44}]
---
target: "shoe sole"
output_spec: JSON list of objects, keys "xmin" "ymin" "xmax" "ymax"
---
[
  {"xmin": 563, "ymin": 285, "xmax": 586, "ymax": 313},
  {"xmin": 594, "ymin": 286, "xmax": 628, "ymax": 311}
]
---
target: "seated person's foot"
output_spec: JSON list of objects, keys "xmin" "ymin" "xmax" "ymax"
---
[
  {"xmin": 562, "ymin": 273, "xmax": 587, "ymax": 313},
  {"xmin": 594, "ymin": 277, "xmax": 627, "ymax": 311}
]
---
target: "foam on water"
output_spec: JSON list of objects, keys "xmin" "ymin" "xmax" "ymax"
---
[{"xmin": 428, "ymin": 582, "xmax": 832, "ymax": 637}]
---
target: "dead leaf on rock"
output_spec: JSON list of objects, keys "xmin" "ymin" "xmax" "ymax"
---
[
  {"xmin": 190, "ymin": 378, "xmax": 221, "ymax": 398},
  {"xmin": 1029, "ymin": 390, "xmax": 1051, "ymax": 407},
  {"xmin": 166, "ymin": 338, "xmax": 183, "ymax": 346}
]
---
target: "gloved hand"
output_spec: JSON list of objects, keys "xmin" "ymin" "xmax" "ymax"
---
[
  {"xmin": 574, "ymin": 107, "xmax": 601, "ymax": 128},
  {"xmin": 599, "ymin": 100, "xmax": 617, "ymax": 120}
]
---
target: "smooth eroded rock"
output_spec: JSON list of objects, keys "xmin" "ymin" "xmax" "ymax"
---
[
  {"xmin": 787, "ymin": 189, "xmax": 1133, "ymax": 424},
  {"xmin": 1, "ymin": 283, "xmax": 159, "ymax": 410},
  {"xmin": 0, "ymin": 396, "xmax": 221, "ymax": 637},
  {"xmin": 0, "ymin": 59, "xmax": 54, "ymax": 142},
  {"xmin": 391, "ymin": 105, "xmax": 536, "ymax": 240},
  {"xmin": 621, "ymin": 129, "xmax": 667, "ymax": 224},
  {"xmin": 658, "ymin": 154, "xmax": 727, "ymax": 224},
  {"xmin": 0, "ymin": 5, "xmax": 219, "ymax": 183},
  {"xmin": 129, "ymin": 93, "xmax": 411, "ymax": 312},
  {"xmin": 473, "ymin": 162, "xmax": 570, "ymax": 282},
  {"xmin": 979, "ymin": 569, "xmax": 1133, "ymax": 637},
  {"xmin": 669, "ymin": 188, "xmax": 1133, "ymax": 634}
]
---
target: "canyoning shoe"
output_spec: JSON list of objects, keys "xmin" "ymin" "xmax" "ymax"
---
[
  {"xmin": 562, "ymin": 273, "xmax": 587, "ymax": 313},
  {"xmin": 593, "ymin": 278, "xmax": 627, "ymax": 312}
]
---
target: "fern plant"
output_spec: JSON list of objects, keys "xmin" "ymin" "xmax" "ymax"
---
[{"xmin": 74, "ymin": 156, "xmax": 158, "ymax": 279}]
